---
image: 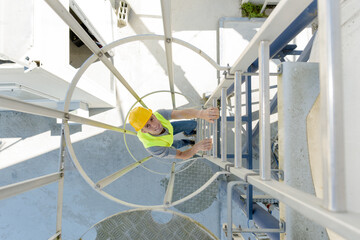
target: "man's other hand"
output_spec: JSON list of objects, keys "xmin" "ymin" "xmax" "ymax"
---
[{"xmin": 201, "ymin": 107, "xmax": 220, "ymax": 123}]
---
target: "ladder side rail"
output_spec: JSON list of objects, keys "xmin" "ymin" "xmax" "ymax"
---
[
  {"xmin": 221, "ymin": 88, "xmax": 227, "ymax": 162},
  {"xmin": 259, "ymin": 41, "xmax": 271, "ymax": 180}
]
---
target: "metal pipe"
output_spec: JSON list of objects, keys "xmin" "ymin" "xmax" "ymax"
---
[
  {"xmin": 0, "ymin": 95, "xmax": 137, "ymax": 135},
  {"xmin": 96, "ymin": 156, "xmax": 152, "ymax": 189},
  {"xmin": 235, "ymin": 71, "xmax": 242, "ymax": 168},
  {"xmin": 259, "ymin": 41, "xmax": 271, "ymax": 181},
  {"xmin": 43, "ymin": 0, "xmax": 146, "ymax": 108},
  {"xmin": 221, "ymin": 88, "xmax": 227, "ymax": 162},
  {"xmin": 0, "ymin": 172, "xmax": 61, "ymax": 200},
  {"xmin": 55, "ymin": 125, "xmax": 66, "ymax": 236},
  {"xmin": 227, "ymin": 181, "xmax": 246, "ymax": 240},
  {"xmin": 318, "ymin": 0, "xmax": 346, "ymax": 212},
  {"xmin": 213, "ymin": 99, "xmax": 218, "ymax": 157},
  {"xmin": 163, "ymin": 162, "xmax": 176, "ymax": 205},
  {"xmin": 160, "ymin": 0, "xmax": 176, "ymax": 109}
]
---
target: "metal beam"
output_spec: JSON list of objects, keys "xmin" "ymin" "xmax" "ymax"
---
[
  {"xmin": 160, "ymin": 0, "xmax": 176, "ymax": 109},
  {"xmin": 0, "ymin": 95, "xmax": 137, "ymax": 136},
  {"xmin": 43, "ymin": 0, "xmax": 146, "ymax": 108},
  {"xmin": 96, "ymin": 156, "xmax": 153, "ymax": 189},
  {"xmin": 0, "ymin": 172, "xmax": 61, "ymax": 200}
]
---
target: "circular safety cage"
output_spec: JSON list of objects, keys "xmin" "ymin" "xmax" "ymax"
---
[
  {"xmin": 79, "ymin": 209, "xmax": 218, "ymax": 240},
  {"xmin": 63, "ymin": 35, "xmax": 226, "ymax": 209}
]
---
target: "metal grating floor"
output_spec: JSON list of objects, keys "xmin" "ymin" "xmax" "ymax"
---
[{"xmin": 80, "ymin": 209, "xmax": 217, "ymax": 240}]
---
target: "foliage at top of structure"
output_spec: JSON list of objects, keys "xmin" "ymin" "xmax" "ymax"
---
[{"xmin": 241, "ymin": 2, "xmax": 266, "ymax": 18}]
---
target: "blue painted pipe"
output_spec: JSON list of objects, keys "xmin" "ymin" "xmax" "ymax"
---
[{"xmin": 227, "ymin": 0, "xmax": 318, "ymax": 96}]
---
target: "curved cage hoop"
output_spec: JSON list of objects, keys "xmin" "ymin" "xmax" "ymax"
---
[{"xmin": 63, "ymin": 35, "xmax": 223, "ymax": 209}]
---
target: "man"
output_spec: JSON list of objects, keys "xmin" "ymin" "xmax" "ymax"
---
[{"xmin": 129, "ymin": 106, "xmax": 220, "ymax": 159}]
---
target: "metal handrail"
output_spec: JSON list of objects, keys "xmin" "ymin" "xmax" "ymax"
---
[{"xmin": 205, "ymin": 0, "xmax": 314, "ymax": 107}]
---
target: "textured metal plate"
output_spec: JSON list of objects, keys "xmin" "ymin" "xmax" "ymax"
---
[
  {"xmin": 161, "ymin": 160, "xmax": 218, "ymax": 213},
  {"xmin": 81, "ymin": 210, "xmax": 217, "ymax": 240}
]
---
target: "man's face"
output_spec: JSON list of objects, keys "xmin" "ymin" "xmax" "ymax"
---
[{"xmin": 141, "ymin": 114, "xmax": 164, "ymax": 135}]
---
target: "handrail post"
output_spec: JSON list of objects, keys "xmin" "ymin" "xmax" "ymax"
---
[
  {"xmin": 221, "ymin": 88, "xmax": 227, "ymax": 162},
  {"xmin": 318, "ymin": 0, "xmax": 346, "ymax": 212},
  {"xmin": 227, "ymin": 181, "xmax": 246, "ymax": 240},
  {"xmin": 235, "ymin": 71, "xmax": 242, "ymax": 168},
  {"xmin": 259, "ymin": 41, "xmax": 271, "ymax": 180},
  {"xmin": 213, "ymin": 99, "xmax": 218, "ymax": 157}
]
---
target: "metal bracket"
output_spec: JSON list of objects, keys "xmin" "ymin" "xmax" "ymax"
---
[
  {"xmin": 244, "ymin": 172, "xmax": 259, "ymax": 182},
  {"xmin": 224, "ymin": 71, "xmax": 235, "ymax": 79},
  {"xmin": 275, "ymin": 169, "xmax": 284, "ymax": 181},
  {"xmin": 64, "ymin": 113, "xmax": 70, "ymax": 121},
  {"xmin": 224, "ymin": 163, "xmax": 234, "ymax": 171}
]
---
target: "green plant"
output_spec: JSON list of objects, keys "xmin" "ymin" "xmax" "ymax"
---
[{"xmin": 241, "ymin": 2, "xmax": 266, "ymax": 18}]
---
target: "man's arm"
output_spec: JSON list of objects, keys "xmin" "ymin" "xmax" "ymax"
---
[
  {"xmin": 175, "ymin": 139, "xmax": 212, "ymax": 159},
  {"xmin": 171, "ymin": 107, "xmax": 219, "ymax": 123}
]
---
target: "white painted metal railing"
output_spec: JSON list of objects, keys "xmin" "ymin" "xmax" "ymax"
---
[
  {"xmin": 0, "ymin": 0, "xmax": 354, "ymax": 239},
  {"xmin": 200, "ymin": 0, "xmax": 353, "ymax": 238},
  {"xmin": 318, "ymin": 0, "xmax": 346, "ymax": 212}
]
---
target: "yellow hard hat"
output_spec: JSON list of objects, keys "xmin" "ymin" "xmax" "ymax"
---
[{"xmin": 129, "ymin": 106, "xmax": 153, "ymax": 131}]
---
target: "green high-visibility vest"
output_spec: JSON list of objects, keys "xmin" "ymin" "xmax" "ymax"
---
[{"xmin": 137, "ymin": 112, "xmax": 174, "ymax": 148}]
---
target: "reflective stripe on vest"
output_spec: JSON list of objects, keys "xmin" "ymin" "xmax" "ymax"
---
[{"xmin": 137, "ymin": 112, "xmax": 174, "ymax": 148}]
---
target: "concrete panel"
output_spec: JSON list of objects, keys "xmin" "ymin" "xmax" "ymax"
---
[{"xmin": 278, "ymin": 62, "xmax": 328, "ymax": 240}]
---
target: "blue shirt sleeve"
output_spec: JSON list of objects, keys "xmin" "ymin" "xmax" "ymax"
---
[
  {"xmin": 156, "ymin": 109, "xmax": 172, "ymax": 120},
  {"xmin": 146, "ymin": 146, "xmax": 177, "ymax": 158}
]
